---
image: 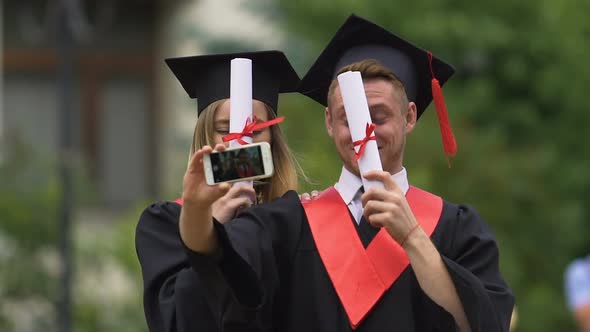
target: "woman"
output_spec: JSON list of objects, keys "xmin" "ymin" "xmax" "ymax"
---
[
  {"xmin": 135, "ymin": 51, "xmax": 304, "ymax": 332},
  {"xmin": 192, "ymin": 96, "xmax": 301, "ymax": 216}
]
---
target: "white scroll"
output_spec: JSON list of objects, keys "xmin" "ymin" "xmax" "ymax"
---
[
  {"xmin": 337, "ymin": 71, "xmax": 384, "ymax": 191},
  {"xmin": 229, "ymin": 58, "xmax": 253, "ymax": 189},
  {"xmin": 230, "ymin": 58, "xmax": 253, "ymax": 147}
]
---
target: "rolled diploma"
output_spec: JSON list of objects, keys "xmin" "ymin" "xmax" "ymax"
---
[
  {"xmin": 337, "ymin": 71, "xmax": 384, "ymax": 191},
  {"xmin": 230, "ymin": 58, "xmax": 253, "ymax": 188}
]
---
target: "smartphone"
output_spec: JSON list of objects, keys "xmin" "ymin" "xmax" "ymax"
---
[{"xmin": 203, "ymin": 142, "xmax": 274, "ymax": 185}]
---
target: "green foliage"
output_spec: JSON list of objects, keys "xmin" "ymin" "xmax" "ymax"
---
[
  {"xmin": 273, "ymin": 0, "xmax": 590, "ymax": 330},
  {"xmin": 0, "ymin": 141, "xmax": 145, "ymax": 332},
  {"xmin": 72, "ymin": 203, "xmax": 146, "ymax": 332}
]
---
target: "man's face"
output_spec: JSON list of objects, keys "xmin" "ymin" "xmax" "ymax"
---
[{"xmin": 325, "ymin": 79, "xmax": 417, "ymax": 176}]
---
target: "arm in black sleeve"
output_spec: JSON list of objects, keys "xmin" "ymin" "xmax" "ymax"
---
[
  {"xmin": 184, "ymin": 191, "xmax": 304, "ymax": 329},
  {"xmin": 135, "ymin": 201, "xmax": 221, "ymax": 332},
  {"xmin": 437, "ymin": 203, "xmax": 515, "ymax": 332}
]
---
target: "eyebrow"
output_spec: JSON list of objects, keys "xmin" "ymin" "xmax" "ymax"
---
[
  {"xmin": 368, "ymin": 102, "xmax": 390, "ymax": 111},
  {"xmin": 214, "ymin": 119, "xmax": 229, "ymax": 126}
]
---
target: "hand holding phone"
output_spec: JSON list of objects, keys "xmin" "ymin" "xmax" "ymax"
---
[{"xmin": 203, "ymin": 142, "xmax": 274, "ymax": 185}]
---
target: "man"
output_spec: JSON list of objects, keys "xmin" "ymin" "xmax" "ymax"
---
[
  {"xmin": 180, "ymin": 14, "xmax": 514, "ymax": 331},
  {"xmin": 234, "ymin": 149, "xmax": 255, "ymax": 178},
  {"xmin": 565, "ymin": 256, "xmax": 590, "ymax": 331}
]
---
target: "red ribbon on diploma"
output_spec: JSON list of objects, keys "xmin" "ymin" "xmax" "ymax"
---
[
  {"xmin": 353, "ymin": 123, "xmax": 377, "ymax": 162},
  {"xmin": 222, "ymin": 116, "xmax": 285, "ymax": 145}
]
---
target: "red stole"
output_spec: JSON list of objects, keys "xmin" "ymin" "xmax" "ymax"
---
[
  {"xmin": 301, "ymin": 186, "xmax": 443, "ymax": 329},
  {"xmin": 237, "ymin": 164, "xmax": 254, "ymax": 177}
]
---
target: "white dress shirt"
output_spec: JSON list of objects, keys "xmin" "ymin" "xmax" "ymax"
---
[{"xmin": 334, "ymin": 166, "xmax": 409, "ymax": 224}]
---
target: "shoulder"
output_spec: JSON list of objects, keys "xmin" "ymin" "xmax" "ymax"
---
[
  {"xmin": 565, "ymin": 257, "xmax": 590, "ymax": 309},
  {"xmin": 248, "ymin": 190, "xmax": 302, "ymax": 216},
  {"xmin": 139, "ymin": 200, "xmax": 182, "ymax": 224},
  {"xmin": 566, "ymin": 258, "xmax": 590, "ymax": 281},
  {"xmin": 136, "ymin": 200, "xmax": 183, "ymax": 240},
  {"xmin": 410, "ymin": 186, "xmax": 490, "ymax": 232},
  {"xmin": 429, "ymin": 196, "xmax": 498, "ymax": 256}
]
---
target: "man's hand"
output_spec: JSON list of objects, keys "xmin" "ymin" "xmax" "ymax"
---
[
  {"xmin": 299, "ymin": 190, "xmax": 320, "ymax": 202},
  {"xmin": 361, "ymin": 170, "xmax": 471, "ymax": 331},
  {"xmin": 361, "ymin": 170, "xmax": 420, "ymax": 246}
]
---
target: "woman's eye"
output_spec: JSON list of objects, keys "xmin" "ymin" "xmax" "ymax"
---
[{"xmin": 216, "ymin": 129, "xmax": 229, "ymax": 135}]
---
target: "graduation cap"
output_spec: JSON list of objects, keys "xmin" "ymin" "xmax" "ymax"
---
[
  {"xmin": 166, "ymin": 50, "xmax": 300, "ymax": 114},
  {"xmin": 299, "ymin": 14, "xmax": 458, "ymax": 160}
]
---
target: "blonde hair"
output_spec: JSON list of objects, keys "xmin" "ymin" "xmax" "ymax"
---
[
  {"xmin": 191, "ymin": 99, "xmax": 304, "ymax": 203},
  {"xmin": 327, "ymin": 59, "xmax": 409, "ymax": 112}
]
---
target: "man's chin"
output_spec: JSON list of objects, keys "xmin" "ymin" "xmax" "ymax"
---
[{"xmin": 343, "ymin": 163, "xmax": 361, "ymax": 177}]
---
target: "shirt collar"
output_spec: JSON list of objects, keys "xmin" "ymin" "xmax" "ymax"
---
[{"xmin": 334, "ymin": 166, "xmax": 409, "ymax": 205}]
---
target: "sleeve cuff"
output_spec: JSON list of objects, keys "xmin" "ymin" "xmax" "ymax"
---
[{"xmin": 182, "ymin": 218, "xmax": 264, "ymax": 309}]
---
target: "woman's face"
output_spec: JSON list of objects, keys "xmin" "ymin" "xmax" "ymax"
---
[{"xmin": 212, "ymin": 99, "xmax": 273, "ymax": 146}]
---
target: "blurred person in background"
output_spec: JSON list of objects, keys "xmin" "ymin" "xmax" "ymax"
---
[
  {"xmin": 135, "ymin": 50, "xmax": 305, "ymax": 332},
  {"xmin": 565, "ymin": 256, "xmax": 590, "ymax": 332},
  {"xmin": 179, "ymin": 15, "xmax": 513, "ymax": 331}
]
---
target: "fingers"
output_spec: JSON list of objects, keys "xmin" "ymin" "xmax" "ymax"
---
[
  {"xmin": 300, "ymin": 190, "xmax": 321, "ymax": 202},
  {"xmin": 213, "ymin": 143, "xmax": 226, "ymax": 152},
  {"xmin": 362, "ymin": 170, "xmax": 401, "ymax": 192},
  {"xmin": 228, "ymin": 196, "xmax": 254, "ymax": 211},
  {"xmin": 361, "ymin": 187, "xmax": 400, "ymax": 207},
  {"xmin": 366, "ymin": 212, "xmax": 390, "ymax": 228},
  {"xmin": 226, "ymin": 183, "xmax": 256, "ymax": 198},
  {"xmin": 363, "ymin": 200, "xmax": 394, "ymax": 219},
  {"xmin": 211, "ymin": 182, "xmax": 231, "ymax": 200},
  {"xmin": 188, "ymin": 145, "xmax": 213, "ymax": 173},
  {"xmin": 231, "ymin": 183, "xmax": 256, "ymax": 202}
]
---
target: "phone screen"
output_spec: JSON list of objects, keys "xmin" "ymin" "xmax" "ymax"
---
[{"xmin": 210, "ymin": 145, "xmax": 265, "ymax": 183}]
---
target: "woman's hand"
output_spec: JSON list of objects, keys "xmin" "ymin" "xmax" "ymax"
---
[
  {"xmin": 212, "ymin": 184, "xmax": 256, "ymax": 223},
  {"xmin": 181, "ymin": 144, "xmax": 231, "ymax": 210},
  {"xmin": 179, "ymin": 144, "xmax": 231, "ymax": 253}
]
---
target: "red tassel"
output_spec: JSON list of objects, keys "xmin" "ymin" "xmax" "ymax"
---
[{"xmin": 428, "ymin": 52, "xmax": 457, "ymax": 167}]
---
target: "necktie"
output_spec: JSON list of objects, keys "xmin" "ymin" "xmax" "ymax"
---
[{"xmin": 356, "ymin": 186, "xmax": 380, "ymax": 247}]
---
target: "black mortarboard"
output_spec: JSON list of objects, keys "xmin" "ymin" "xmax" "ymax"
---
[
  {"xmin": 299, "ymin": 14, "xmax": 458, "ymax": 160},
  {"xmin": 166, "ymin": 50, "xmax": 300, "ymax": 114},
  {"xmin": 298, "ymin": 14, "xmax": 455, "ymax": 119}
]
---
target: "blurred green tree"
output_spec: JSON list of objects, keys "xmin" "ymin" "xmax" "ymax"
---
[
  {"xmin": 272, "ymin": 0, "xmax": 590, "ymax": 330},
  {"xmin": 0, "ymin": 139, "xmax": 144, "ymax": 332}
]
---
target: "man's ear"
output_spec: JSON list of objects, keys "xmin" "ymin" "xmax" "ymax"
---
[
  {"xmin": 405, "ymin": 102, "xmax": 417, "ymax": 134},
  {"xmin": 325, "ymin": 107, "xmax": 334, "ymax": 138}
]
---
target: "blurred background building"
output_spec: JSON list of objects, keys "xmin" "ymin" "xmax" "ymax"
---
[{"xmin": 3, "ymin": 0, "xmax": 158, "ymax": 209}]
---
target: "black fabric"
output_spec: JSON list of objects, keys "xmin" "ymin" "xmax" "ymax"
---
[
  {"xmin": 357, "ymin": 216, "xmax": 380, "ymax": 248},
  {"xmin": 138, "ymin": 192, "xmax": 514, "ymax": 332},
  {"xmin": 136, "ymin": 202, "xmax": 261, "ymax": 332},
  {"xmin": 165, "ymin": 50, "xmax": 300, "ymax": 114},
  {"xmin": 348, "ymin": 186, "xmax": 380, "ymax": 248},
  {"xmin": 346, "ymin": 208, "xmax": 380, "ymax": 248},
  {"xmin": 298, "ymin": 14, "xmax": 455, "ymax": 119}
]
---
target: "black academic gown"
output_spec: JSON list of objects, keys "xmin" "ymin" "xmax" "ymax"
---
[
  {"xmin": 137, "ymin": 202, "xmax": 262, "ymax": 332},
  {"xmin": 136, "ymin": 202, "xmax": 218, "ymax": 332},
  {"xmin": 138, "ymin": 190, "xmax": 514, "ymax": 331}
]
